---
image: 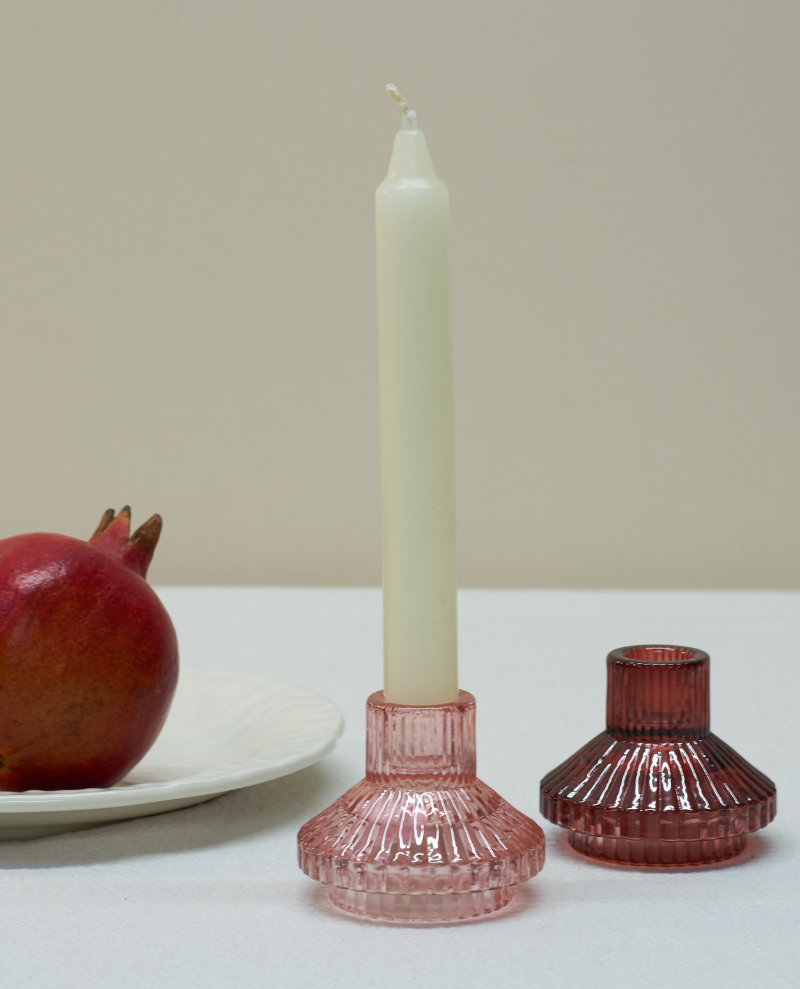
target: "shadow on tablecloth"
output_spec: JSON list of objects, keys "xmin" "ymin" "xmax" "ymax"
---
[{"xmin": 0, "ymin": 761, "xmax": 330, "ymax": 868}]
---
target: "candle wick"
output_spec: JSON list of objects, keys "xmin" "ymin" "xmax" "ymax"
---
[
  {"xmin": 386, "ymin": 84, "xmax": 418, "ymax": 131},
  {"xmin": 386, "ymin": 84, "xmax": 410, "ymax": 115}
]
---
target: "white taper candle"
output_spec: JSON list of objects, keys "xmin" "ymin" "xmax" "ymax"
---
[{"xmin": 377, "ymin": 87, "xmax": 458, "ymax": 705}]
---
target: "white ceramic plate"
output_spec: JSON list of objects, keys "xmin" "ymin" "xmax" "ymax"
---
[{"xmin": 0, "ymin": 666, "xmax": 344, "ymax": 841}]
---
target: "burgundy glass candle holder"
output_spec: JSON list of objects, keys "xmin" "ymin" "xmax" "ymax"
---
[
  {"xmin": 540, "ymin": 645, "xmax": 776, "ymax": 867},
  {"xmin": 298, "ymin": 690, "xmax": 545, "ymax": 923}
]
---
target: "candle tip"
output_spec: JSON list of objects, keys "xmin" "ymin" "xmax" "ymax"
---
[{"xmin": 386, "ymin": 84, "xmax": 418, "ymax": 130}]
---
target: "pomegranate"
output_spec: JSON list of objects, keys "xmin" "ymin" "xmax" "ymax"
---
[{"xmin": 0, "ymin": 507, "xmax": 178, "ymax": 791}]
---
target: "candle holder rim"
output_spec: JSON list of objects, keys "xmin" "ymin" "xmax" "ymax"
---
[
  {"xmin": 607, "ymin": 644, "xmax": 710, "ymax": 667},
  {"xmin": 367, "ymin": 688, "xmax": 475, "ymax": 711}
]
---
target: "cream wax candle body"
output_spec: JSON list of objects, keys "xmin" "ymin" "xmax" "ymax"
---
[{"xmin": 377, "ymin": 94, "xmax": 458, "ymax": 706}]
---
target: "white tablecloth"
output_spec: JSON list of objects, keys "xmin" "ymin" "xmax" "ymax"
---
[{"xmin": 2, "ymin": 588, "xmax": 797, "ymax": 988}]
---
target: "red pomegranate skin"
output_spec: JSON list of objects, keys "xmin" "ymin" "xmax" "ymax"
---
[{"xmin": 0, "ymin": 508, "xmax": 178, "ymax": 791}]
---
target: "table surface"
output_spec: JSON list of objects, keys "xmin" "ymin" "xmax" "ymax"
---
[{"xmin": 2, "ymin": 588, "xmax": 797, "ymax": 989}]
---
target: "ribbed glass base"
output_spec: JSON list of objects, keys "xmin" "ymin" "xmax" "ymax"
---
[
  {"xmin": 298, "ymin": 690, "xmax": 545, "ymax": 924},
  {"xmin": 541, "ymin": 644, "xmax": 776, "ymax": 869},
  {"xmin": 568, "ymin": 830, "xmax": 748, "ymax": 867},
  {"xmin": 328, "ymin": 886, "xmax": 515, "ymax": 923}
]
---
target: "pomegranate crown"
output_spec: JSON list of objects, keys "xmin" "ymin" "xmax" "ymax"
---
[{"xmin": 89, "ymin": 506, "xmax": 162, "ymax": 579}]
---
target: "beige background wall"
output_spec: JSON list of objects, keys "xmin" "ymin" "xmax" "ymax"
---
[{"xmin": 1, "ymin": 1, "xmax": 798, "ymax": 588}]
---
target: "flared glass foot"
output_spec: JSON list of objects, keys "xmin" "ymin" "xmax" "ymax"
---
[
  {"xmin": 568, "ymin": 830, "xmax": 748, "ymax": 867},
  {"xmin": 328, "ymin": 885, "xmax": 515, "ymax": 923}
]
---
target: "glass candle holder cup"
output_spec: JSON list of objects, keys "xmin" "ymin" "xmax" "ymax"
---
[
  {"xmin": 298, "ymin": 690, "xmax": 545, "ymax": 923},
  {"xmin": 540, "ymin": 645, "xmax": 776, "ymax": 866}
]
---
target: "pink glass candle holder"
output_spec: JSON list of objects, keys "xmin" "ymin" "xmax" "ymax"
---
[
  {"xmin": 540, "ymin": 645, "xmax": 776, "ymax": 867},
  {"xmin": 298, "ymin": 690, "xmax": 545, "ymax": 923}
]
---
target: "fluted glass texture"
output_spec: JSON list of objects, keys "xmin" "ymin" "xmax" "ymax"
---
[
  {"xmin": 540, "ymin": 645, "xmax": 776, "ymax": 866},
  {"xmin": 298, "ymin": 690, "xmax": 545, "ymax": 922}
]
